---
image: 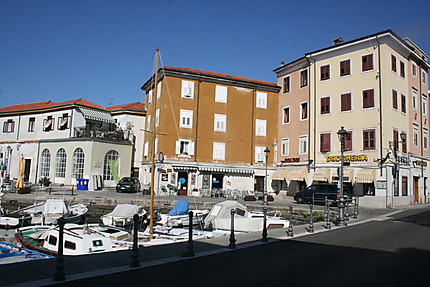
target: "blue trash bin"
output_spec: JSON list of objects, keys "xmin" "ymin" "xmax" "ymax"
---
[{"xmin": 77, "ymin": 179, "xmax": 89, "ymax": 191}]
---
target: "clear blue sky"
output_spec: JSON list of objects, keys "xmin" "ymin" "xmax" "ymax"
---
[{"xmin": 1, "ymin": 0, "xmax": 429, "ymax": 108}]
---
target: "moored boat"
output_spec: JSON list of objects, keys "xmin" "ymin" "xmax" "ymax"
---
[
  {"xmin": 0, "ymin": 241, "xmax": 52, "ymax": 264},
  {"xmin": 13, "ymin": 223, "xmax": 129, "ymax": 256},
  {"xmin": 204, "ymin": 200, "xmax": 289, "ymax": 232},
  {"xmin": 157, "ymin": 200, "xmax": 208, "ymax": 228},
  {"xmin": 100, "ymin": 204, "xmax": 146, "ymax": 228}
]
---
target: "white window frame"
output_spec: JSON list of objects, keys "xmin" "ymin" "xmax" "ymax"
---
[
  {"xmin": 148, "ymin": 90, "xmax": 153, "ymax": 104},
  {"xmin": 176, "ymin": 139, "xmax": 194, "ymax": 156},
  {"xmin": 215, "ymin": 85, "xmax": 228, "ymax": 103},
  {"xmin": 146, "ymin": 115, "xmax": 151, "ymax": 131},
  {"xmin": 255, "ymin": 119, "xmax": 267, "ymax": 137},
  {"xmin": 282, "ymin": 106, "xmax": 290, "ymax": 124},
  {"xmin": 422, "ymin": 69, "xmax": 427, "ymax": 85},
  {"xmin": 180, "ymin": 109, "xmax": 193, "ymax": 128},
  {"xmin": 213, "ymin": 142, "xmax": 225, "ymax": 160},
  {"xmin": 412, "ymin": 88, "xmax": 418, "ymax": 110},
  {"xmin": 181, "ymin": 80, "xmax": 194, "ymax": 99},
  {"xmin": 299, "ymin": 135, "xmax": 308, "ymax": 155},
  {"xmin": 214, "ymin": 114, "xmax": 226, "ymax": 132},
  {"xmin": 424, "ymin": 129, "xmax": 428, "ymax": 150},
  {"xmin": 423, "ymin": 94, "xmax": 428, "ymax": 116},
  {"xmin": 300, "ymin": 101, "xmax": 308, "ymax": 121},
  {"xmin": 283, "ymin": 76, "xmax": 291, "ymax": 93},
  {"xmin": 156, "ymin": 82, "xmax": 162, "ymax": 99},
  {"xmin": 255, "ymin": 146, "xmax": 266, "ymax": 163},
  {"xmin": 320, "ymin": 64, "xmax": 331, "ymax": 82},
  {"xmin": 413, "ymin": 126, "xmax": 419, "ymax": 147},
  {"xmin": 412, "ymin": 62, "xmax": 417, "ymax": 78},
  {"xmin": 256, "ymin": 92, "xmax": 267, "ymax": 109},
  {"xmin": 281, "ymin": 138, "xmax": 289, "ymax": 156},
  {"xmin": 361, "ymin": 53, "xmax": 374, "ymax": 73},
  {"xmin": 155, "ymin": 109, "xmax": 160, "ymax": 127}
]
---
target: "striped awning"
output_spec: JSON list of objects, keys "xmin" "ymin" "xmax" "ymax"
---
[
  {"xmin": 199, "ymin": 166, "xmax": 254, "ymax": 174},
  {"xmin": 356, "ymin": 169, "xmax": 376, "ymax": 183},
  {"xmin": 333, "ymin": 169, "xmax": 354, "ymax": 183},
  {"xmin": 272, "ymin": 169, "xmax": 289, "ymax": 180},
  {"xmin": 312, "ymin": 169, "xmax": 330, "ymax": 182},
  {"xmin": 173, "ymin": 165, "xmax": 198, "ymax": 172},
  {"xmin": 79, "ymin": 107, "xmax": 115, "ymax": 123},
  {"xmin": 288, "ymin": 168, "xmax": 308, "ymax": 181}
]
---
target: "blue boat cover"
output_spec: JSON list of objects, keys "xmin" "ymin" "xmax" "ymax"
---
[{"xmin": 168, "ymin": 200, "xmax": 189, "ymax": 216}]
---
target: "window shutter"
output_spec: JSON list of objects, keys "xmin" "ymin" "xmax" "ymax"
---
[
  {"xmin": 402, "ymin": 135, "xmax": 407, "ymax": 153},
  {"xmin": 391, "ymin": 55, "xmax": 397, "ymax": 72},
  {"xmin": 320, "ymin": 133, "xmax": 330, "ymax": 152},
  {"xmin": 189, "ymin": 142, "xmax": 195, "ymax": 156},
  {"xmin": 344, "ymin": 132, "xmax": 352, "ymax": 151},
  {"xmin": 144, "ymin": 142, "xmax": 149, "ymax": 157},
  {"xmin": 3, "ymin": 122, "xmax": 6, "ymax": 133},
  {"xmin": 392, "ymin": 90, "xmax": 398, "ymax": 109},
  {"xmin": 175, "ymin": 141, "xmax": 181, "ymax": 155},
  {"xmin": 341, "ymin": 93, "xmax": 351, "ymax": 111}
]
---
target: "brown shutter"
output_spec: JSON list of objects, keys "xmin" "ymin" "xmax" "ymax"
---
[
  {"xmin": 400, "ymin": 61, "xmax": 405, "ymax": 77},
  {"xmin": 392, "ymin": 90, "xmax": 398, "ymax": 109},
  {"xmin": 391, "ymin": 55, "xmax": 397, "ymax": 72},
  {"xmin": 393, "ymin": 129, "xmax": 399, "ymax": 150},
  {"xmin": 341, "ymin": 93, "xmax": 351, "ymax": 111},
  {"xmin": 344, "ymin": 131, "xmax": 352, "ymax": 151},
  {"xmin": 402, "ymin": 134, "xmax": 407, "ymax": 153},
  {"xmin": 320, "ymin": 133, "xmax": 331, "ymax": 152},
  {"xmin": 401, "ymin": 94, "xmax": 406, "ymax": 113}
]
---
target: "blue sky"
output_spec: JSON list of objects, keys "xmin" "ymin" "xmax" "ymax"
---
[{"xmin": 1, "ymin": 0, "xmax": 429, "ymax": 108}]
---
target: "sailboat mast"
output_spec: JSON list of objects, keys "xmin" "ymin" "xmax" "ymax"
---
[{"xmin": 149, "ymin": 49, "xmax": 160, "ymax": 239}]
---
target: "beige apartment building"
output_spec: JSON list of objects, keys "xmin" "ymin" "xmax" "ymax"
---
[
  {"xmin": 274, "ymin": 30, "xmax": 430, "ymax": 208},
  {"xmin": 141, "ymin": 67, "xmax": 280, "ymax": 196}
]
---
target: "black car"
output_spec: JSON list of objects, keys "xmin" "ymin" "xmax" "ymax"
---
[
  {"xmin": 294, "ymin": 183, "xmax": 340, "ymax": 205},
  {"xmin": 116, "ymin": 177, "xmax": 141, "ymax": 193}
]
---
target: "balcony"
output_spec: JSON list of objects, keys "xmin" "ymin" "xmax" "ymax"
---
[{"xmin": 73, "ymin": 127, "xmax": 131, "ymax": 141}]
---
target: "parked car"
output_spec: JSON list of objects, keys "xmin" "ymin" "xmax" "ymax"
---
[
  {"xmin": 116, "ymin": 177, "xmax": 141, "ymax": 193},
  {"xmin": 294, "ymin": 183, "xmax": 340, "ymax": 205}
]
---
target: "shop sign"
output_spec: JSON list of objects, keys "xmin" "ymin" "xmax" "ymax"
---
[
  {"xmin": 414, "ymin": 160, "xmax": 427, "ymax": 167},
  {"xmin": 282, "ymin": 157, "xmax": 300, "ymax": 163},
  {"xmin": 396, "ymin": 156, "xmax": 409, "ymax": 164},
  {"xmin": 326, "ymin": 154, "xmax": 368, "ymax": 162},
  {"xmin": 161, "ymin": 173, "xmax": 168, "ymax": 181},
  {"xmin": 376, "ymin": 181, "xmax": 387, "ymax": 189}
]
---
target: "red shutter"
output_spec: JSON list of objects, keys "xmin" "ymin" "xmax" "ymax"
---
[
  {"xmin": 344, "ymin": 131, "xmax": 352, "ymax": 151},
  {"xmin": 340, "ymin": 60, "xmax": 350, "ymax": 76},
  {"xmin": 363, "ymin": 129, "xmax": 375, "ymax": 150},
  {"xmin": 341, "ymin": 93, "xmax": 351, "ymax": 111},
  {"xmin": 363, "ymin": 89, "xmax": 374, "ymax": 108},
  {"xmin": 321, "ymin": 97, "xmax": 330, "ymax": 114},
  {"xmin": 320, "ymin": 133, "xmax": 331, "ymax": 152},
  {"xmin": 392, "ymin": 90, "xmax": 398, "ymax": 109},
  {"xmin": 393, "ymin": 129, "xmax": 399, "ymax": 150}
]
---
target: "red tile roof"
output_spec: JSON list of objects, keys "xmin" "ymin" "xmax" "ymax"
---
[
  {"xmin": 163, "ymin": 66, "xmax": 278, "ymax": 87},
  {"xmin": 106, "ymin": 102, "xmax": 145, "ymax": 111},
  {"xmin": 0, "ymin": 98, "xmax": 106, "ymax": 113}
]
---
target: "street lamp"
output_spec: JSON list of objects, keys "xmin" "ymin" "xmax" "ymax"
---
[
  {"xmin": 262, "ymin": 147, "xmax": 270, "ymax": 242},
  {"xmin": 336, "ymin": 127, "xmax": 348, "ymax": 226}
]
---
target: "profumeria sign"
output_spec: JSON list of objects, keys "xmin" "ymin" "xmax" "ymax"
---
[{"xmin": 326, "ymin": 154, "xmax": 368, "ymax": 162}]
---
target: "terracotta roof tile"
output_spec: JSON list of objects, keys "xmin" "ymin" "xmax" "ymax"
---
[
  {"xmin": 0, "ymin": 98, "xmax": 107, "ymax": 113},
  {"xmin": 106, "ymin": 102, "xmax": 145, "ymax": 111},
  {"xmin": 163, "ymin": 66, "xmax": 278, "ymax": 87}
]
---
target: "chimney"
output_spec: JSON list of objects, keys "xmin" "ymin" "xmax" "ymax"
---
[
  {"xmin": 333, "ymin": 37, "xmax": 344, "ymax": 45},
  {"xmin": 280, "ymin": 61, "xmax": 285, "ymax": 66}
]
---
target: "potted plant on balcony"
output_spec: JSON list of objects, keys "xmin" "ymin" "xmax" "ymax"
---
[{"xmin": 38, "ymin": 176, "xmax": 51, "ymax": 187}]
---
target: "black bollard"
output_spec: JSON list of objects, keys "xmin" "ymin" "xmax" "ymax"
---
[
  {"xmin": 325, "ymin": 197, "xmax": 331, "ymax": 230},
  {"xmin": 287, "ymin": 206, "xmax": 294, "ymax": 237},
  {"xmin": 53, "ymin": 217, "xmax": 66, "ymax": 281},
  {"xmin": 228, "ymin": 209, "xmax": 236, "ymax": 249},
  {"xmin": 129, "ymin": 214, "xmax": 140, "ymax": 268},
  {"xmin": 71, "ymin": 186, "xmax": 74, "ymax": 196},
  {"xmin": 181, "ymin": 211, "xmax": 195, "ymax": 257},
  {"xmin": 308, "ymin": 204, "xmax": 314, "ymax": 233},
  {"xmin": 261, "ymin": 206, "xmax": 268, "ymax": 242}
]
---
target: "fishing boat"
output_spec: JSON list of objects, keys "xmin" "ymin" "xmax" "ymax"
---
[
  {"xmin": 6, "ymin": 199, "xmax": 88, "ymax": 226},
  {"xmin": 13, "ymin": 223, "xmax": 129, "ymax": 256},
  {"xmin": 0, "ymin": 241, "xmax": 52, "ymax": 264},
  {"xmin": 156, "ymin": 200, "xmax": 209, "ymax": 228},
  {"xmin": 100, "ymin": 204, "xmax": 147, "ymax": 228},
  {"xmin": 204, "ymin": 200, "xmax": 289, "ymax": 232}
]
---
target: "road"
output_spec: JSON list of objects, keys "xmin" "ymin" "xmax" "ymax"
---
[{"xmin": 47, "ymin": 207, "xmax": 430, "ymax": 287}]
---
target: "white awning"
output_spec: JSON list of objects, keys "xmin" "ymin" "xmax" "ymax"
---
[
  {"xmin": 272, "ymin": 169, "xmax": 289, "ymax": 180},
  {"xmin": 356, "ymin": 169, "xmax": 376, "ymax": 183},
  {"xmin": 312, "ymin": 169, "xmax": 330, "ymax": 182},
  {"xmin": 173, "ymin": 165, "xmax": 198, "ymax": 172},
  {"xmin": 79, "ymin": 107, "xmax": 115, "ymax": 123},
  {"xmin": 199, "ymin": 167, "xmax": 254, "ymax": 174},
  {"xmin": 288, "ymin": 168, "xmax": 308, "ymax": 181}
]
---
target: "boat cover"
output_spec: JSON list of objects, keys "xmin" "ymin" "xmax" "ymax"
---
[
  {"xmin": 168, "ymin": 200, "xmax": 189, "ymax": 216},
  {"xmin": 107, "ymin": 204, "xmax": 142, "ymax": 217},
  {"xmin": 204, "ymin": 200, "xmax": 248, "ymax": 228},
  {"xmin": 43, "ymin": 199, "xmax": 69, "ymax": 216}
]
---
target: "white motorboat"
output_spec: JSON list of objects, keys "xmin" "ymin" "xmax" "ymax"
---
[
  {"xmin": 157, "ymin": 200, "xmax": 208, "ymax": 228},
  {"xmin": 13, "ymin": 223, "xmax": 129, "ymax": 256},
  {"xmin": 6, "ymin": 199, "xmax": 88, "ymax": 226},
  {"xmin": 204, "ymin": 200, "xmax": 289, "ymax": 232},
  {"xmin": 100, "ymin": 204, "xmax": 147, "ymax": 228}
]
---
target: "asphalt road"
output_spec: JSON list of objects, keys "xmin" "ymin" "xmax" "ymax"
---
[{"xmin": 46, "ymin": 207, "xmax": 430, "ymax": 287}]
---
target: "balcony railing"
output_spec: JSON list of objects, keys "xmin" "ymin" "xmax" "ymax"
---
[{"xmin": 74, "ymin": 127, "xmax": 130, "ymax": 141}]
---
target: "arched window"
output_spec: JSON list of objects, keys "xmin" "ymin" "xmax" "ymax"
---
[
  {"xmin": 40, "ymin": 149, "xmax": 51, "ymax": 177},
  {"xmin": 56, "ymin": 148, "xmax": 67, "ymax": 178},
  {"xmin": 72, "ymin": 148, "xmax": 85, "ymax": 179},
  {"xmin": 103, "ymin": 150, "xmax": 119, "ymax": 180}
]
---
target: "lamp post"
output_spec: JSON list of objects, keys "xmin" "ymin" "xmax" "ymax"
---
[
  {"xmin": 336, "ymin": 127, "xmax": 347, "ymax": 226},
  {"xmin": 262, "ymin": 147, "xmax": 270, "ymax": 242}
]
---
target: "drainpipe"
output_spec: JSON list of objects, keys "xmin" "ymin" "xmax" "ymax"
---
[
  {"xmin": 194, "ymin": 78, "xmax": 201, "ymax": 162},
  {"xmin": 306, "ymin": 55, "xmax": 316, "ymax": 170},
  {"xmin": 375, "ymin": 36, "xmax": 384, "ymax": 178},
  {"xmin": 251, "ymin": 88, "xmax": 256, "ymax": 165}
]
